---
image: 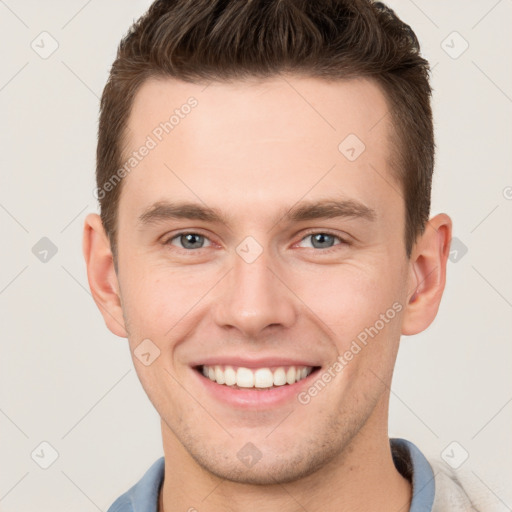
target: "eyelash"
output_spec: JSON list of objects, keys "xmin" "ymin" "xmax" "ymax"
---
[{"xmin": 162, "ymin": 230, "xmax": 350, "ymax": 254}]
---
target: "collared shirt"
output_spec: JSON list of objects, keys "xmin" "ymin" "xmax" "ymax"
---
[{"xmin": 106, "ymin": 438, "xmax": 436, "ymax": 512}]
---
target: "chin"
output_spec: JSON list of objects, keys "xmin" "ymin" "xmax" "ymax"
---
[{"xmin": 187, "ymin": 442, "xmax": 337, "ymax": 486}]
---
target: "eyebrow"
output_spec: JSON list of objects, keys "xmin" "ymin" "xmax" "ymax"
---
[{"xmin": 137, "ymin": 198, "xmax": 376, "ymax": 228}]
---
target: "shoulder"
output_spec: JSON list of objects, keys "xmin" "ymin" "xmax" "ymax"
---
[
  {"xmin": 106, "ymin": 457, "xmax": 165, "ymax": 512},
  {"xmin": 428, "ymin": 458, "xmax": 504, "ymax": 512},
  {"xmin": 391, "ymin": 438, "xmax": 505, "ymax": 512},
  {"xmin": 107, "ymin": 494, "xmax": 135, "ymax": 512}
]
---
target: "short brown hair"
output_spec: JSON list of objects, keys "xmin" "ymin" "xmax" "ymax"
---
[{"xmin": 96, "ymin": 0, "xmax": 433, "ymax": 266}]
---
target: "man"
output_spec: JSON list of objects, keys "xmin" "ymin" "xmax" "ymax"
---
[{"xmin": 82, "ymin": 0, "xmax": 480, "ymax": 510}]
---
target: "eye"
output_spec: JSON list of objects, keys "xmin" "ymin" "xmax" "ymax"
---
[
  {"xmin": 165, "ymin": 232, "xmax": 212, "ymax": 250},
  {"xmin": 297, "ymin": 232, "xmax": 346, "ymax": 250}
]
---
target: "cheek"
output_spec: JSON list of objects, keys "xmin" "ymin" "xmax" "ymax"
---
[
  {"xmin": 295, "ymin": 266, "xmax": 405, "ymax": 403},
  {"xmin": 291, "ymin": 261, "xmax": 401, "ymax": 333},
  {"xmin": 121, "ymin": 264, "xmax": 209, "ymax": 333},
  {"xmin": 289, "ymin": 260, "xmax": 406, "ymax": 382}
]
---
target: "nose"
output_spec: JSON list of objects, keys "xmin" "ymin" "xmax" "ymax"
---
[{"xmin": 212, "ymin": 248, "xmax": 297, "ymax": 339}]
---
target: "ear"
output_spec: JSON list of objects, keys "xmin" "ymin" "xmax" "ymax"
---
[
  {"xmin": 401, "ymin": 213, "xmax": 452, "ymax": 336},
  {"xmin": 82, "ymin": 213, "xmax": 127, "ymax": 338}
]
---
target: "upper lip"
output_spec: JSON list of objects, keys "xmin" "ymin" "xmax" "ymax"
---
[{"xmin": 191, "ymin": 356, "xmax": 322, "ymax": 369}]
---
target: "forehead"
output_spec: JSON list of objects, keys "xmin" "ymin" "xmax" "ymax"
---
[
  {"xmin": 119, "ymin": 75, "xmax": 397, "ymax": 226},
  {"xmin": 126, "ymin": 75, "xmax": 391, "ymax": 148}
]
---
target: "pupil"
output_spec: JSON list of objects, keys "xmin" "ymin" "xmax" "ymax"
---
[
  {"xmin": 312, "ymin": 233, "xmax": 333, "ymax": 248},
  {"xmin": 183, "ymin": 234, "xmax": 203, "ymax": 249}
]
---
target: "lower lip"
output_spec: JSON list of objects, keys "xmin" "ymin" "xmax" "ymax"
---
[{"xmin": 193, "ymin": 367, "xmax": 320, "ymax": 409}]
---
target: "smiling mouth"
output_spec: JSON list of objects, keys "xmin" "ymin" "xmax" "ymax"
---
[{"xmin": 196, "ymin": 364, "xmax": 321, "ymax": 390}]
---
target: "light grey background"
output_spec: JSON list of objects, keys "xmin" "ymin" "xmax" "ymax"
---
[{"xmin": 1, "ymin": 1, "xmax": 511, "ymax": 510}]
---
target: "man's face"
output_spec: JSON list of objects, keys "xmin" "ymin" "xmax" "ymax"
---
[{"xmin": 113, "ymin": 75, "xmax": 412, "ymax": 483}]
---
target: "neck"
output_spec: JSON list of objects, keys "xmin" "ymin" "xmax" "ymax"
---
[{"xmin": 158, "ymin": 404, "xmax": 411, "ymax": 512}]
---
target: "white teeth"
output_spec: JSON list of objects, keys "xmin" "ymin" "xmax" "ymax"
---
[
  {"xmin": 214, "ymin": 366, "xmax": 225, "ymax": 385},
  {"xmin": 286, "ymin": 366, "xmax": 296, "ymax": 385},
  {"xmin": 254, "ymin": 368, "xmax": 273, "ymax": 388},
  {"xmin": 236, "ymin": 367, "xmax": 254, "ymax": 388},
  {"xmin": 273, "ymin": 367, "xmax": 287, "ymax": 386},
  {"xmin": 201, "ymin": 364, "xmax": 314, "ymax": 388},
  {"xmin": 224, "ymin": 366, "xmax": 236, "ymax": 386}
]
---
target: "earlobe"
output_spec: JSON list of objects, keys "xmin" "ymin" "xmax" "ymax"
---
[
  {"xmin": 401, "ymin": 214, "xmax": 452, "ymax": 336},
  {"xmin": 82, "ymin": 213, "xmax": 128, "ymax": 338}
]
